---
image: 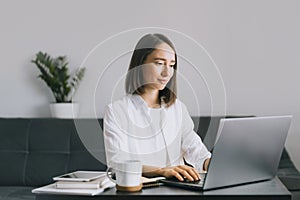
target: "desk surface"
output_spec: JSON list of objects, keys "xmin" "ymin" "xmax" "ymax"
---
[{"xmin": 35, "ymin": 177, "xmax": 291, "ymax": 200}]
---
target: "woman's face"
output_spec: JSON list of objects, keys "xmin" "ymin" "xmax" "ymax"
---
[{"xmin": 142, "ymin": 42, "xmax": 176, "ymax": 91}]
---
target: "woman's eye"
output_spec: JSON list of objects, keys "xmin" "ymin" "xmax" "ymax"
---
[
  {"xmin": 155, "ymin": 62, "xmax": 164, "ymax": 66},
  {"xmin": 170, "ymin": 64, "xmax": 175, "ymax": 68}
]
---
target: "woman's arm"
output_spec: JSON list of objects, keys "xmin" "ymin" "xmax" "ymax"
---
[
  {"xmin": 143, "ymin": 165, "xmax": 200, "ymax": 181},
  {"xmin": 180, "ymin": 102, "xmax": 212, "ymax": 173},
  {"xmin": 203, "ymin": 158, "xmax": 211, "ymax": 172},
  {"xmin": 103, "ymin": 105, "xmax": 126, "ymax": 167}
]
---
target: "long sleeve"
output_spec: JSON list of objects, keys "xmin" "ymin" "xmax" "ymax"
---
[
  {"xmin": 180, "ymin": 103, "xmax": 211, "ymax": 172},
  {"xmin": 103, "ymin": 105, "xmax": 131, "ymax": 167}
]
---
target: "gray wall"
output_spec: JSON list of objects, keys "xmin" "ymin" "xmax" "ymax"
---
[{"xmin": 1, "ymin": 0, "xmax": 299, "ymax": 170}]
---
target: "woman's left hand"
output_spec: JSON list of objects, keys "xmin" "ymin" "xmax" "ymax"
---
[{"xmin": 157, "ymin": 165, "xmax": 200, "ymax": 181}]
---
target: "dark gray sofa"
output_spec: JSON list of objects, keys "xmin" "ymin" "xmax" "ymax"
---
[
  {"xmin": 0, "ymin": 117, "xmax": 299, "ymax": 200},
  {"xmin": 0, "ymin": 118, "xmax": 106, "ymax": 200}
]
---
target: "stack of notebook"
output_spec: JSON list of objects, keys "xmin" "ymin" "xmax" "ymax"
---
[{"xmin": 32, "ymin": 171, "xmax": 115, "ymax": 196}]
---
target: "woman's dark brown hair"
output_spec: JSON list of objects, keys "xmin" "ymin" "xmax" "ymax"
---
[{"xmin": 125, "ymin": 33, "xmax": 177, "ymax": 107}]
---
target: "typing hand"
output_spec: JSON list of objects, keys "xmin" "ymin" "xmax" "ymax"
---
[{"xmin": 158, "ymin": 165, "xmax": 200, "ymax": 182}]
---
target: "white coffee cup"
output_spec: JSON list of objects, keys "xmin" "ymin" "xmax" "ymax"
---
[{"xmin": 106, "ymin": 160, "xmax": 142, "ymax": 192}]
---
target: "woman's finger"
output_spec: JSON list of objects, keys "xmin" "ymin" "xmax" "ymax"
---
[
  {"xmin": 178, "ymin": 165, "xmax": 200, "ymax": 181},
  {"xmin": 171, "ymin": 170, "xmax": 184, "ymax": 181}
]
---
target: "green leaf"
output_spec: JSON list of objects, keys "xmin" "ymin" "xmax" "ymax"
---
[{"xmin": 31, "ymin": 51, "xmax": 86, "ymax": 103}]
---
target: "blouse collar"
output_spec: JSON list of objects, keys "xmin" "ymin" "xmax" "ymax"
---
[{"xmin": 129, "ymin": 94, "xmax": 166, "ymax": 114}]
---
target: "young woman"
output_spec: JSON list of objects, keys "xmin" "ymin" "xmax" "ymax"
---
[{"xmin": 104, "ymin": 33, "xmax": 211, "ymax": 182}]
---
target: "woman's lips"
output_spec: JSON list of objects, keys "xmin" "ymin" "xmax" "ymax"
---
[{"xmin": 158, "ymin": 79, "xmax": 168, "ymax": 85}]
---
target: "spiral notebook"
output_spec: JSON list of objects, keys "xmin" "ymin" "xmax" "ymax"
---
[{"xmin": 141, "ymin": 177, "xmax": 165, "ymax": 188}]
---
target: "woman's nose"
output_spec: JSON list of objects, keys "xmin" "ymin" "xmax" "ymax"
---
[{"xmin": 161, "ymin": 65, "xmax": 170, "ymax": 77}]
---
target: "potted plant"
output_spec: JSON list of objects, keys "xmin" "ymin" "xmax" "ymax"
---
[{"xmin": 32, "ymin": 51, "xmax": 85, "ymax": 118}]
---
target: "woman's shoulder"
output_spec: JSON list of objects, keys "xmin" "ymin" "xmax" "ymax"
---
[
  {"xmin": 107, "ymin": 95, "xmax": 129, "ymax": 107},
  {"xmin": 104, "ymin": 95, "xmax": 131, "ymax": 114},
  {"xmin": 168, "ymin": 98, "xmax": 186, "ymax": 109}
]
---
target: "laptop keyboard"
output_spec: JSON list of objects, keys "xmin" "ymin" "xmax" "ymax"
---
[
  {"xmin": 166, "ymin": 177, "xmax": 204, "ymax": 187},
  {"xmin": 185, "ymin": 178, "xmax": 201, "ymax": 183}
]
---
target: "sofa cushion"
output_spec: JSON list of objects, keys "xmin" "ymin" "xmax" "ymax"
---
[
  {"xmin": 0, "ymin": 118, "xmax": 106, "ymax": 187},
  {"xmin": 0, "ymin": 186, "xmax": 35, "ymax": 200},
  {"xmin": 0, "ymin": 119, "xmax": 30, "ymax": 186}
]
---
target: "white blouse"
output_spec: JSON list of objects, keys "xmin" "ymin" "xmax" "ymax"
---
[{"xmin": 103, "ymin": 94, "xmax": 211, "ymax": 172}]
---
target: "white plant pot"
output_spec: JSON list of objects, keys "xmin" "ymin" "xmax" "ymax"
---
[{"xmin": 50, "ymin": 103, "xmax": 79, "ymax": 118}]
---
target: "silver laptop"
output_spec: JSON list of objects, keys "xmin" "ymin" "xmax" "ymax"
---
[{"xmin": 160, "ymin": 116, "xmax": 292, "ymax": 190}]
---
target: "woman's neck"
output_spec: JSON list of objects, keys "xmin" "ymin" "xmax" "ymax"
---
[{"xmin": 140, "ymin": 89, "xmax": 160, "ymax": 108}]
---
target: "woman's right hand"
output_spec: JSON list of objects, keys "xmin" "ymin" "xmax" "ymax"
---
[{"xmin": 157, "ymin": 165, "xmax": 200, "ymax": 181}]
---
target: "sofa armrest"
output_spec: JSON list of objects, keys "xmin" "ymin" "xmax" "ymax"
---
[
  {"xmin": 277, "ymin": 148, "xmax": 300, "ymax": 191},
  {"xmin": 278, "ymin": 176, "xmax": 300, "ymax": 191}
]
